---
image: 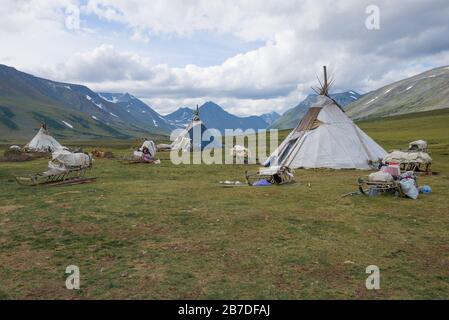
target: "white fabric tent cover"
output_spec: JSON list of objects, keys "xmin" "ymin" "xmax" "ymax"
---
[
  {"xmin": 46, "ymin": 149, "xmax": 91, "ymax": 175},
  {"xmin": 142, "ymin": 140, "xmax": 156, "ymax": 157},
  {"xmin": 230, "ymin": 145, "xmax": 251, "ymax": 158},
  {"xmin": 51, "ymin": 149, "xmax": 91, "ymax": 167},
  {"xmin": 265, "ymin": 95, "xmax": 387, "ymax": 169},
  {"xmin": 25, "ymin": 126, "xmax": 64, "ymax": 152},
  {"xmin": 171, "ymin": 136, "xmax": 192, "ymax": 152},
  {"xmin": 170, "ymin": 120, "xmax": 222, "ymax": 152},
  {"xmin": 133, "ymin": 140, "xmax": 156, "ymax": 158},
  {"xmin": 409, "ymin": 140, "xmax": 427, "ymax": 151}
]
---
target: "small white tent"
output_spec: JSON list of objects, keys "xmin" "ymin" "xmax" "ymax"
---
[
  {"xmin": 265, "ymin": 67, "xmax": 386, "ymax": 170},
  {"xmin": 171, "ymin": 105, "xmax": 222, "ymax": 152},
  {"xmin": 24, "ymin": 124, "xmax": 64, "ymax": 152}
]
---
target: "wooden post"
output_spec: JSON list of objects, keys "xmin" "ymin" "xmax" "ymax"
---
[{"xmin": 323, "ymin": 66, "xmax": 328, "ymax": 88}]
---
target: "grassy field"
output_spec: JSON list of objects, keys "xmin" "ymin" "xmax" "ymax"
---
[{"xmin": 0, "ymin": 109, "xmax": 448, "ymax": 299}]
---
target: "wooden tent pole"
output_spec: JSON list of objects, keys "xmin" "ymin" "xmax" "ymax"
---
[{"xmin": 323, "ymin": 66, "xmax": 328, "ymax": 90}]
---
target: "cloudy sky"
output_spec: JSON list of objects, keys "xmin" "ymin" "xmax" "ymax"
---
[{"xmin": 1, "ymin": 0, "xmax": 449, "ymax": 116}]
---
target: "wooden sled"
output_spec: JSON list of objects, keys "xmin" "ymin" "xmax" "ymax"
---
[
  {"xmin": 15, "ymin": 165, "xmax": 94, "ymax": 187},
  {"xmin": 357, "ymin": 176, "xmax": 404, "ymax": 197},
  {"xmin": 245, "ymin": 166, "xmax": 295, "ymax": 185},
  {"xmin": 399, "ymin": 162, "xmax": 432, "ymax": 175},
  {"xmin": 120, "ymin": 156, "xmax": 160, "ymax": 165}
]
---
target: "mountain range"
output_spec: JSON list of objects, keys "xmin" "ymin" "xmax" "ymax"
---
[
  {"xmin": 260, "ymin": 112, "xmax": 281, "ymax": 125},
  {"xmin": 1, "ymin": 63, "xmax": 448, "ymax": 142},
  {"xmin": 0, "ymin": 64, "xmax": 171, "ymax": 141},
  {"xmin": 270, "ymin": 91, "xmax": 362, "ymax": 129},
  {"xmin": 164, "ymin": 102, "xmax": 271, "ymax": 133},
  {"xmin": 0, "ymin": 64, "xmax": 274, "ymax": 141},
  {"xmin": 97, "ymin": 92, "xmax": 174, "ymax": 132}
]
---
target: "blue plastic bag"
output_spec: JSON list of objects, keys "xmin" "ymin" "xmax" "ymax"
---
[
  {"xmin": 420, "ymin": 185, "xmax": 432, "ymax": 194},
  {"xmin": 253, "ymin": 179, "xmax": 272, "ymax": 187}
]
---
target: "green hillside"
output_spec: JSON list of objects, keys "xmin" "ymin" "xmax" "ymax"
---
[
  {"xmin": 346, "ymin": 65, "xmax": 449, "ymax": 120},
  {"xmin": 0, "ymin": 64, "xmax": 168, "ymax": 142}
]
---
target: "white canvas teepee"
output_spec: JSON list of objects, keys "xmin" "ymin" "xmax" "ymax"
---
[
  {"xmin": 171, "ymin": 105, "xmax": 221, "ymax": 151},
  {"xmin": 25, "ymin": 124, "xmax": 64, "ymax": 152},
  {"xmin": 265, "ymin": 67, "xmax": 386, "ymax": 170}
]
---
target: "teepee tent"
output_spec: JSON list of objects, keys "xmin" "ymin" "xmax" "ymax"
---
[
  {"xmin": 265, "ymin": 67, "xmax": 386, "ymax": 169},
  {"xmin": 171, "ymin": 105, "xmax": 221, "ymax": 151},
  {"xmin": 24, "ymin": 124, "xmax": 64, "ymax": 153}
]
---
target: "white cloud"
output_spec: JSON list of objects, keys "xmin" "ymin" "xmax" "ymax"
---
[{"xmin": 1, "ymin": 0, "xmax": 449, "ymax": 116}]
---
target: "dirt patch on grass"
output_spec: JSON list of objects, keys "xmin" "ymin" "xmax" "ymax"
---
[
  {"xmin": 1, "ymin": 244, "xmax": 52, "ymax": 271},
  {"xmin": 0, "ymin": 205, "xmax": 24, "ymax": 214}
]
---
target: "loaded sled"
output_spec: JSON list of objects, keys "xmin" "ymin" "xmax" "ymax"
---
[{"xmin": 15, "ymin": 150, "xmax": 94, "ymax": 186}]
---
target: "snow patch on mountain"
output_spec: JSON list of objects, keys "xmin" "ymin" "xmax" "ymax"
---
[{"xmin": 62, "ymin": 120, "xmax": 73, "ymax": 129}]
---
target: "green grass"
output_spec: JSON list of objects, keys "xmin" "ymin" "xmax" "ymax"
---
[{"xmin": 0, "ymin": 109, "xmax": 448, "ymax": 299}]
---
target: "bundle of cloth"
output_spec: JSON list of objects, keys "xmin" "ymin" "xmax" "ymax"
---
[
  {"xmin": 44, "ymin": 149, "xmax": 91, "ymax": 176},
  {"xmin": 230, "ymin": 145, "xmax": 251, "ymax": 159},
  {"xmin": 409, "ymin": 140, "xmax": 428, "ymax": 151},
  {"xmin": 133, "ymin": 140, "xmax": 159, "ymax": 163},
  {"xmin": 383, "ymin": 150, "xmax": 432, "ymax": 165},
  {"xmin": 383, "ymin": 139, "xmax": 432, "ymax": 167},
  {"xmin": 368, "ymin": 165, "xmax": 419, "ymax": 199}
]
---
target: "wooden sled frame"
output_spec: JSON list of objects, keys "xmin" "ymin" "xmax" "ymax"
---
[
  {"xmin": 398, "ymin": 162, "xmax": 432, "ymax": 175},
  {"xmin": 15, "ymin": 156, "xmax": 94, "ymax": 187},
  {"xmin": 245, "ymin": 166, "xmax": 295, "ymax": 185},
  {"xmin": 15, "ymin": 166, "xmax": 94, "ymax": 186},
  {"xmin": 120, "ymin": 156, "xmax": 159, "ymax": 165},
  {"xmin": 357, "ymin": 176, "xmax": 405, "ymax": 197}
]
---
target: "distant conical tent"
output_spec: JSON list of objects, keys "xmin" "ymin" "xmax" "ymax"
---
[
  {"xmin": 171, "ymin": 104, "xmax": 221, "ymax": 151},
  {"xmin": 265, "ymin": 67, "xmax": 387, "ymax": 169},
  {"xmin": 25, "ymin": 124, "xmax": 63, "ymax": 152}
]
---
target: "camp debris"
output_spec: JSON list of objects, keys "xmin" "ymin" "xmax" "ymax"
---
[
  {"xmin": 15, "ymin": 149, "xmax": 94, "ymax": 186},
  {"xmin": 91, "ymin": 149, "xmax": 114, "ymax": 159},
  {"xmin": 245, "ymin": 165, "xmax": 294, "ymax": 186},
  {"xmin": 218, "ymin": 180, "xmax": 248, "ymax": 187},
  {"xmin": 357, "ymin": 164, "xmax": 420, "ymax": 199},
  {"xmin": 23, "ymin": 124, "xmax": 64, "ymax": 153},
  {"xmin": 409, "ymin": 140, "xmax": 428, "ymax": 152},
  {"xmin": 383, "ymin": 140, "xmax": 432, "ymax": 174},
  {"xmin": 170, "ymin": 104, "xmax": 222, "ymax": 152},
  {"xmin": 156, "ymin": 143, "xmax": 172, "ymax": 152},
  {"xmin": 264, "ymin": 66, "xmax": 386, "ymax": 170},
  {"xmin": 123, "ymin": 140, "xmax": 160, "ymax": 164},
  {"xmin": 230, "ymin": 145, "xmax": 251, "ymax": 163}
]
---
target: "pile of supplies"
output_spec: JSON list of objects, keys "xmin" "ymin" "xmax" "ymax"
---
[
  {"xmin": 133, "ymin": 140, "xmax": 160, "ymax": 164},
  {"xmin": 367, "ymin": 163, "xmax": 429, "ymax": 199},
  {"xmin": 383, "ymin": 139, "xmax": 432, "ymax": 174}
]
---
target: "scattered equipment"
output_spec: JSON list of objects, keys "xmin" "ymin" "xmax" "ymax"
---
[
  {"xmin": 245, "ymin": 166, "xmax": 294, "ymax": 185},
  {"xmin": 123, "ymin": 140, "xmax": 160, "ymax": 164},
  {"xmin": 358, "ymin": 168, "xmax": 419, "ymax": 199},
  {"xmin": 15, "ymin": 149, "xmax": 94, "ymax": 186},
  {"xmin": 383, "ymin": 140, "xmax": 432, "ymax": 174},
  {"xmin": 230, "ymin": 145, "xmax": 251, "ymax": 164}
]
